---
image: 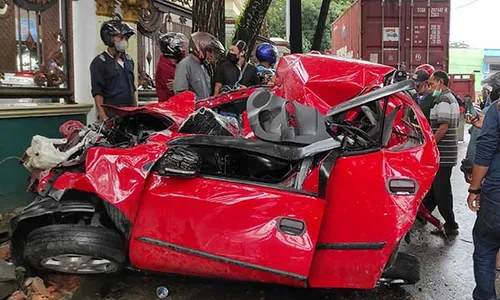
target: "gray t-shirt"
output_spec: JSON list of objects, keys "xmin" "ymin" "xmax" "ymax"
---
[
  {"xmin": 173, "ymin": 55, "xmax": 211, "ymax": 100},
  {"xmin": 429, "ymin": 90, "xmax": 460, "ymax": 167}
]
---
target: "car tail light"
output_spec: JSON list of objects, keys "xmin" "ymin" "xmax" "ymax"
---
[{"xmin": 387, "ymin": 178, "xmax": 418, "ymax": 195}]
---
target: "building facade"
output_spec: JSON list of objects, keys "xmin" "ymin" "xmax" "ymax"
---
[
  {"xmin": 483, "ymin": 49, "xmax": 500, "ymax": 84},
  {"xmin": 225, "ymin": 0, "xmax": 245, "ymax": 47},
  {"xmin": 449, "ymin": 48, "xmax": 484, "ymax": 92}
]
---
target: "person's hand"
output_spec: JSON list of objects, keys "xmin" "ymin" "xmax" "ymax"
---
[
  {"xmin": 468, "ymin": 192, "xmax": 481, "ymax": 212},
  {"xmin": 268, "ymin": 75, "xmax": 276, "ymax": 87},
  {"xmin": 98, "ymin": 110, "xmax": 108, "ymax": 121},
  {"xmin": 471, "ymin": 112, "xmax": 485, "ymax": 129},
  {"xmin": 167, "ymin": 79, "xmax": 174, "ymax": 90},
  {"xmin": 466, "ymin": 173, "xmax": 472, "ymax": 183}
]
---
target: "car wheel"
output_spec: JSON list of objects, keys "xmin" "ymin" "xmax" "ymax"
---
[
  {"xmin": 381, "ymin": 252, "xmax": 420, "ymax": 285},
  {"xmin": 23, "ymin": 224, "xmax": 126, "ymax": 275}
]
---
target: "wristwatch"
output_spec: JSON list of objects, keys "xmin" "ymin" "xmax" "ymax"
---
[{"xmin": 468, "ymin": 187, "xmax": 481, "ymax": 195}]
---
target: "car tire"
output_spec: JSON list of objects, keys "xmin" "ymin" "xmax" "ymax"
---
[
  {"xmin": 23, "ymin": 224, "xmax": 126, "ymax": 275},
  {"xmin": 381, "ymin": 252, "xmax": 420, "ymax": 284}
]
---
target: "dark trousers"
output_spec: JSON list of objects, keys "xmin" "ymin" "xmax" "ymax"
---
[
  {"xmin": 473, "ymin": 193, "xmax": 500, "ymax": 300},
  {"xmin": 423, "ymin": 166, "xmax": 458, "ymax": 229}
]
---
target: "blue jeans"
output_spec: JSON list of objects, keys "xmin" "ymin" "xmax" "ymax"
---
[{"xmin": 473, "ymin": 193, "xmax": 500, "ymax": 300}]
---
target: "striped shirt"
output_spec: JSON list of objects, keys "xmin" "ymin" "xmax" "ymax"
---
[{"xmin": 429, "ymin": 90, "xmax": 460, "ymax": 167}]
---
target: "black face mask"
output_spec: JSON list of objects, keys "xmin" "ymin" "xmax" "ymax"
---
[{"xmin": 227, "ymin": 53, "xmax": 238, "ymax": 64}]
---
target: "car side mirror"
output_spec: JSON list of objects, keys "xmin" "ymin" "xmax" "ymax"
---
[{"xmin": 156, "ymin": 147, "xmax": 201, "ymax": 179}]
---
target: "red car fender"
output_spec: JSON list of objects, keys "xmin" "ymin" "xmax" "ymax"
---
[{"xmin": 47, "ymin": 140, "xmax": 172, "ymax": 221}]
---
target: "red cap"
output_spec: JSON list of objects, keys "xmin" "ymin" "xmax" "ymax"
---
[{"xmin": 415, "ymin": 64, "xmax": 435, "ymax": 77}]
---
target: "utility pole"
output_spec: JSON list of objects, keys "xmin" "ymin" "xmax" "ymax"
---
[
  {"xmin": 289, "ymin": 0, "xmax": 302, "ymax": 53},
  {"xmin": 286, "ymin": 0, "xmax": 290, "ymax": 42}
]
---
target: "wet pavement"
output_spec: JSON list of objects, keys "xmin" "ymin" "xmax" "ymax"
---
[{"xmin": 72, "ymin": 130, "xmax": 487, "ymax": 300}]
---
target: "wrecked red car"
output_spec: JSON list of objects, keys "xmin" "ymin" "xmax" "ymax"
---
[{"xmin": 10, "ymin": 54, "xmax": 439, "ymax": 290}]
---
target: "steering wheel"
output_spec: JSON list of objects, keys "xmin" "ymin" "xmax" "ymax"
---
[
  {"xmin": 340, "ymin": 124, "xmax": 377, "ymax": 150},
  {"xmin": 327, "ymin": 103, "xmax": 380, "ymax": 150}
]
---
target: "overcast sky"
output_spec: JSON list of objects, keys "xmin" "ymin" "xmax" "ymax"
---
[{"xmin": 450, "ymin": 0, "xmax": 499, "ymax": 48}]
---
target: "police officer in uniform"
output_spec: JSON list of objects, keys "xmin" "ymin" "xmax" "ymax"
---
[{"xmin": 90, "ymin": 14, "xmax": 137, "ymax": 121}]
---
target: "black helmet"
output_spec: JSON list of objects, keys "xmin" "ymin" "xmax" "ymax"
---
[
  {"xmin": 100, "ymin": 14, "xmax": 136, "ymax": 47},
  {"xmin": 189, "ymin": 31, "xmax": 225, "ymax": 60},
  {"xmin": 157, "ymin": 32, "xmax": 189, "ymax": 61}
]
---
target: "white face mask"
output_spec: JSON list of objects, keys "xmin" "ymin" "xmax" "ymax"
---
[{"xmin": 115, "ymin": 39, "xmax": 128, "ymax": 52}]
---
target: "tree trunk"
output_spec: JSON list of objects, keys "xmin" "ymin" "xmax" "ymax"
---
[
  {"xmin": 231, "ymin": 0, "xmax": 273, "ymax": 56},
  {"xmin": 289, "ymin": 0, "xmax": 302, "ymax": 53},
  {"xmin": 311, "ymin": 0, "xmax": 331, "ymax": 51},
  {"xmin": 192, "ymin": 0, "xmax": 226, "ymax": 45}
]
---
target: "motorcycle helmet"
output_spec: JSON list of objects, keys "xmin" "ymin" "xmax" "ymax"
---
[
  {"xmin": 100, "ymin": 14, "xmax": 135, "ymax": 47},
  {"xmin": 256, "ymin": 43, "xmax": 278, "ymax": 66},
  {"xmin": 157, "ymin": 32, "xmax": 189, "ymax": 62},
  {"xmin": 415, "ymin": 64, "xmax": 435, "ymax": 77},
  {"xmin": 189, "ymin": 31, "xmax": 225, "ymax": 61}
]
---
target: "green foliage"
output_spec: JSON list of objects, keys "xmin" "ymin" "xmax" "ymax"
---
[{"xmin": 267, "ymin": 0, "xmax": 353, "ymax": 52}]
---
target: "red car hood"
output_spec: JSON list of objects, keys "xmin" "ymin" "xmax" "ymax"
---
[{"xmin": 273, "ymin": 54, "xmax": 395, "ymax": 114}]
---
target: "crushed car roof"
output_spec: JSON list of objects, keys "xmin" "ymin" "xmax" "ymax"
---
[{"xmin": 273, "ymin": 54, "xmax": 395, "ymax": 114}]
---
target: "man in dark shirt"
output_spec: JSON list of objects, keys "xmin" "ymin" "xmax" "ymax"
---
[
  {"xmin": 412, "ymin": 69, "xmax": 435, "ymax": 120},
  {"xmin": 213, "ymin": 40, "xmax": 258, "ymax": 95},
  {"xmin": 238, "ymin": 58, "xmax": 258, "ymax": 88},
  {"xmin": 90, "ymin": 15, "xmax": 137, "ymax": 121},
  {"xmin": 468, "ymin": 100, "xmax": 500, "ymax": 300},
  {"xmin": 155, "ymin": 32, "xmax": 188, "ymax": 102},
  {"xmin": 423, "ymin": 71, "xmax": 461, "ymax": 236}
]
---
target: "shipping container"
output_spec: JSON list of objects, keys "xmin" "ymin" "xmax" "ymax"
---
[
  {"xmin": 449, "ymin": 73, "xmax": 475, "ymax": 101},
  {"xmin": 331, "ymin": 0, "xmax": 450, "ymax": 72}
]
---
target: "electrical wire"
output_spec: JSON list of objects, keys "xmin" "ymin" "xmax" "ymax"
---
[
  {"xmin": 451, "ymin": 0, "xmax": 481, "ymax": 10},
  {"xmin": 0, "ymin": 157, "xmax": 22, "ymax": 167}
]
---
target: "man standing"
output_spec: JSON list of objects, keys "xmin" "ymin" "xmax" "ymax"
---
[
  {"xmin": 468, "ymin": 99, "xmax": 500, "ymax": 300},
  {"xmin": 480, "ymin": 85, "xmax": 492, "ymax": 110},
  {"xmin": 173, "ymin": 31, "xmax": 224, "ymax": 100},
  {"xmin": 237, "ymin": 47, "xmax": 258, "ymax": 89},
  {"xmin": 461, "ymin": 89, "xmax": 500, "ymax": 183},
  {"xmin": 155, "ymin": 32, "xmax": 188, "ymax": 102},
  {"xmin": 255, "ymin": 43, "xmax": 278, "ymax": 85},
  {"xmin": 213, "ymin": 40, "xmax": 258, "ymax": 95},
  {"xmin": 90, "ymin": 15, "xmax": 137, "ymax": 120},
  {"xmin": 412, "ymin": 69, "xmax": 435, "ymax": 120},
  {"xmin": 423, "ymin": 71, "xmax": 461, "ymax": 236}
]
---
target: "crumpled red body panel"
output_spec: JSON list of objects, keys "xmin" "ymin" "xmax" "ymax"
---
[
  {"xmin": 196, "ymin": 88, "xmax": 258, "ymax": 108},
  {"xmin": 273, "ymin": 54, "xmax": 394, "ymax": 114},
  {"xmin": 103, "ymin": 92, "xmax": 196, "ymax": 130},
  {"xmin": 50, "ymin": 141, "xmax": 169, "ymax": 221}
]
